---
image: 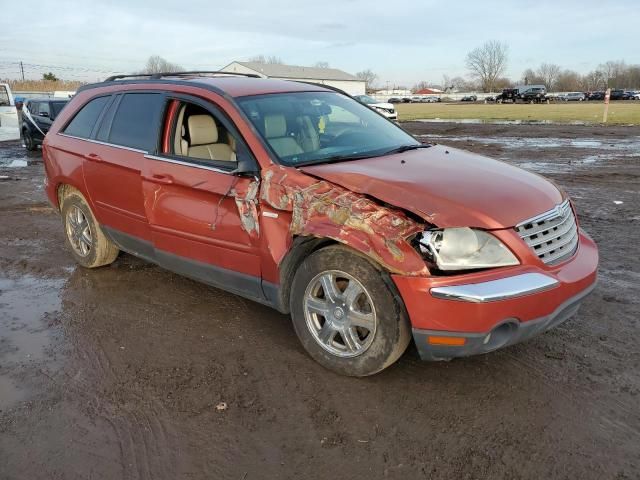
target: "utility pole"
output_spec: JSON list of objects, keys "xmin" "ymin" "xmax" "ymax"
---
[{"xmin": 19, "ymin": 61, "xmax": 25, "ymax": 81}]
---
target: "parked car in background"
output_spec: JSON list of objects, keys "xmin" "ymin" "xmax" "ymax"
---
[
  {"xmin": 22, "ymin": 98, "xmax": 69, "ymax": 150},
  {"xmin": 353, "ymin": 94, "xmax": 397, "ymax": 120},
  {"xmin": 587, "ymin": 91, "xmax": 605, "ymax": 101},
  {"xmin": 564, "ymin": 92, "xmax": 586, "ymax": 102},
  {"xmin": 629, "ymin": 91, "xmax": 640, "ymax": 100},
  {"xmin": 484, "ymin": 95, "xmax": 496, "ymax": 102},
  {"xmin": 0, "ymin": 83, "xmax": 21, "ymax": 142},
  {"xmin": 622, "ymin": 90, "xmax": 639, "ymax": 100},
  {"xmin": 388, "ymin": 97, "xmax": 402, "ymax": 104},
  {"xmin": 460, "ymin": 95, "xmax": 477, "ymax": 102},
  {"xmin": 496, "ymin": 85, "xmax": 547, "ymax": 104},
  {"xmin": 401, "ymin": 97, "xmax": 412, "ymax": 103},
  {"xmin": 610, "ymin": 89, "xmax": 626, "ymax": 100},
  {"xmin": 420, "ymin": 96, "xmax": 440, "ymax": 103},
  {"xmin": 42, "ymin": 72, "xmax": 598, "ymax": 376}
]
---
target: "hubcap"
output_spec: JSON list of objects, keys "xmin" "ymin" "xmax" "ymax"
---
[
  {"xmin": 303, "ymin": 270, "xmax": 376, "ymax": 358},
  {"xmin": 66, "ymin": 205, "xmax": 93, "ymax": 257}
]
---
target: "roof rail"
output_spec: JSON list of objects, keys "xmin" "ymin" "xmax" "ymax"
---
[{"xmin": 104, "ymin": 71, "xmax": 261, "ymax": 82}]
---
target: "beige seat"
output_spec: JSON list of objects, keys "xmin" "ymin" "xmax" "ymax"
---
[
  {"xmin": 264, "ymin": 114, "xmax": 303, "ymax": 157},
  {"xmin": 185, "ymin": 114, "xmax": 235, "ymax": 161},
  {"xmin": 296, "ymin": 115, "xmax": 320, "ymax": 153}
]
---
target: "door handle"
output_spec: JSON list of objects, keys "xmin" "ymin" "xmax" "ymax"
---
[
  {"xmin": 143, "ymin": 174, "xmax": 174, "ymax": 185},
  {"xmin": 84, "ymin": 153, "xmax": 103, "ymax": 162}
]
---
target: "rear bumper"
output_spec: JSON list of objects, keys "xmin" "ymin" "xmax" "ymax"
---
[{"xmin": 392, "ymin": 229, "xmax": 598, "ymax": 361}]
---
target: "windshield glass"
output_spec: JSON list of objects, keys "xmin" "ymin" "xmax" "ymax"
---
[
  {"xmin": 237, "ymin": 91, "xmax": 418, "ymax": 166},
  {"xmin": 356, "ymin": 95, "xmax": 376, "ymax": 104},
  {"xmin": 0, "ymin": 85, "xmax": 10, "ymax": 106}
]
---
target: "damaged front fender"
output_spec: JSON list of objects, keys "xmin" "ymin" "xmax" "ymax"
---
[{"xmin": 259, "ymin": 165, "xmax": 429, "ymax": 276}]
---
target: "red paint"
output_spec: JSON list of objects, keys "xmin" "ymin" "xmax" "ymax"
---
[
  {"xmin": 43, "ymin": 77, "xmax": 599, "ymax": 352},
  {"xmin": 301, "ymin": 145, "xmax": 564, "ymax": 229}
]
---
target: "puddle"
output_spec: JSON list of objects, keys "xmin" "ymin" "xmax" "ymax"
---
[
  {"xmin": 0, "ymin": 276, "xmax": 63, "ymax": 364},
  {"xmin": 418, "ymin": 134, "xmax": 640, "ymax": 151},
  {"xmin": 413, "ymin": 118, "xmax": 588, "ymax": 126}
]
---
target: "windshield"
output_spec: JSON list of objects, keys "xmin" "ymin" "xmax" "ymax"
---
[
  {"xmin": 0, "ymin": 85, "xmax": 10, "ymax": 106},
  {"xmin": 51, "ymin": 101, "xmax": 67, "ymax": 118},
  {"xmin": 356, "ymin": 95, "xmax": 376, "ymax": 104},
  {"xmin": 237, "ymin": 91, "xmax": 418, "ymax": 166}
]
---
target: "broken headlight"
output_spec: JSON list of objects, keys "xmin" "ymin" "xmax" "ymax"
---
[{"xmin": 418, "ymin": 228, "xmax": 519, "ymax": 271}]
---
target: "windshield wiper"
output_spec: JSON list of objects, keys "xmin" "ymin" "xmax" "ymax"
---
[
  {"xmin": 295, "ymin": 153, "xmax": 378, "ymax": 167},
  {"xmin": 383, "ymin": 144, "xmax": 432, "ymax": 155}
]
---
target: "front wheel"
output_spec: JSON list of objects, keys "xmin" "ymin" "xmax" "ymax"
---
[
  {"xmin": 23, "ymin": 129, "xmax": 36, "ymax": 151},
  {"xmin": 290, "ymin": 245, "xmax": 411, "ymax": 376}
]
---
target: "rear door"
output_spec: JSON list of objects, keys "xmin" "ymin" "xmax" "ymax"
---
[
  {"xmin": 141, "ymin": 94, "xmax": 264, "ymax": 300},
  {"xmin": 79, "ymin": 92, "xmax": 165, "ymax": 253}
]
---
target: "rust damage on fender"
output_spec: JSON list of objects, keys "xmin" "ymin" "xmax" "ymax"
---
[
  {"xmin": 231, "ymin": 178, "xmax": 260, "ymax": 238},
  {"xmin": 260, "ymin": 165, "xmax": 429, "ymax": 276}
]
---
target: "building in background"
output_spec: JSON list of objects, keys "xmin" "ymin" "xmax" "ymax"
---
[{"xmin": 220, "ymin": 62, "xmax": 366, "ymax": 95}]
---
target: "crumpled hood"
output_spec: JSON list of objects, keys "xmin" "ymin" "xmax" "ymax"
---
[{"xmin": 300, "ymin": 145, "xmax": 564, "ymax": 229}]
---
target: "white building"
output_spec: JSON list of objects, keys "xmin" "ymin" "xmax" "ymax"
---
[{"xmin": 220, "ymin": 62, "xmax": 366, "ymax": 95}]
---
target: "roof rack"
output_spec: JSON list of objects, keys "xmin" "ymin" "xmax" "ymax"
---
[{"xmin": 104, "ymin": 71, "xmax": 261, "ymax": 82}]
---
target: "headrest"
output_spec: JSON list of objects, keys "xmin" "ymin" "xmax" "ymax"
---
[
  {"xmin": 264, "ymin": 114, "xmax": 287, "ymax": 138},
  {"xmin": 188, "ymin": 115, "xmax": 218, "ymax": 145}
]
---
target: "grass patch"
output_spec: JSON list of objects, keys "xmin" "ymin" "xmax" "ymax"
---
[{"xmin": 397, "ymin": 102, "xmax": 640, "ymax": 125}]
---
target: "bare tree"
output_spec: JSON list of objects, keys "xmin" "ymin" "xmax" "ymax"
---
[
  {"xmin": 465, "ymin": 40, "xmax": 509, "ymax": 92},
  {"xmin": 355, "ymin": 69, "xmax": 378, "ymax": 88},
  {"xmin": 554, "ymin": 70, "xmax": 582, "ymax": 92},
  {"xmin": 249, "ymin": 55, "xmax": 284, "ymax": 65},
  {"xmin": 537, "ymin": 63, "xmax": 561, "ymax": 90},
  {"xmin": 314, "ymin": 61, "xmax": 330, "ymax": 69},
  {"xmin": 141, "ymin": 55, "xmax": 183, "ymax": 74}
]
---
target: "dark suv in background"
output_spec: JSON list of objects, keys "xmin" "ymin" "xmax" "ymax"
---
[{"xmin": 22, "ymin": 98, "xmax": 69, "ymax": 150}]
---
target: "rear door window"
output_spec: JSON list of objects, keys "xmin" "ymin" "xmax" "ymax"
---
[
  {"xmin": 63, "ymin": 96, "xmax": 110, "ymax": 139},
  {"xmin": 39, "ymin": 102, "xmax": 50, "ymax": 117},
  {"xmin": 108, "ymin": 93, "xmax": 164, "ymax": 152}
]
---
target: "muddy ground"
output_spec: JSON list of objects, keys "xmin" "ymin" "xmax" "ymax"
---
[{"xmin": 1, "ymin": 122, "xmax": 639, "ymax": 479}]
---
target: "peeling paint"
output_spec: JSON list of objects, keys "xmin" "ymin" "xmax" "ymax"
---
[
  {"xmin": 260, "ymin": 165, "xmax": 429, "ymax": 276},
  {"xmin": 231, "ymin": 178, "xmax": 260, "ymax": 238}
]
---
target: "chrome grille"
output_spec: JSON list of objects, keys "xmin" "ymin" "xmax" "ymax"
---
[{"xmin": 515, "ymin": 200, "xmax": 579, "ymax": 265}]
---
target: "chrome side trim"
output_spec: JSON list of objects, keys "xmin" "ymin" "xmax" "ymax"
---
[
  {"xmin": 57, "ymin": 133, "xmax": 147, "ymax": 154},
  {"xmin": 430, "ymin": 273, "xmax": 559, "ymax": 303},
  {"xmin": 143, "ymin": 154, "xmax": 233, "ymax": 175}
]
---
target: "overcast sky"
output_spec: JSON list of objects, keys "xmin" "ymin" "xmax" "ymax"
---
[{"xmin": 0, "ymin": 0, "xmax": 638, "ymax": 86}]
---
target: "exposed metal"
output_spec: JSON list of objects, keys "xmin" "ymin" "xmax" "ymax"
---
[
  {"xmin": 259, "ymin": 165, "xmax": 429, "ymax": 276},
  {"xmin": 303, "ymin": 270, "xmax": 377, "ymax": 357},
  {"xmin": 430, "ymin": 272, "xmax": 559, "ymax": 303},
  {"xmin": 515, "ymin": 199, "xmax": 579, "ymax": 265}
]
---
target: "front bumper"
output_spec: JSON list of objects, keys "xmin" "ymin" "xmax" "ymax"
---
[{"xmin": 392, "ymin": 229, "xmax": 598, "ymax": 361}]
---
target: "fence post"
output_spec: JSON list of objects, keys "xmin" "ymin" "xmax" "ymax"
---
[{"xmin": 603, "ymin": 88, "xmax": 611, "ymax": 123}]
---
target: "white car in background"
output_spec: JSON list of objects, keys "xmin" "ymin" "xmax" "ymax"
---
[
  {"xmin": 353, "ymin": 95, "xmax": 398, "ymax": 120},
  {"xmin": 0, "ymin": 83, "xmax": 21, "ymax": 142}
]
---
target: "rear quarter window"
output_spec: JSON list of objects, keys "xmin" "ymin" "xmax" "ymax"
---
[
  {"xmin": 108, "ymin": 93, "xmax": 164, "ymax": 151},
  {"xmin": 63, "ymin": 96, "xmax": 110, "ymax": 139}
]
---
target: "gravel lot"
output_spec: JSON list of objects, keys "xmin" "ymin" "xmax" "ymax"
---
[{"xmin": 1, "ymin": 122, "xmax": 639, "ymax": 479}]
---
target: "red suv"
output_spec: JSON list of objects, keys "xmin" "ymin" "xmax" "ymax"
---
[{"xmin": 43, "ymin": 72, "xmax": 598, "ymax": 376}]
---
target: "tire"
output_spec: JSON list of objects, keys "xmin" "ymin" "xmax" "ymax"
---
[
  {"xmin": 23, "ymin": 129, "xmax": 36, "ymax": 151},
  {"xmin": 290, "ymin": 245, "xmax": 411, "ymax": 376},
  {"xmin": 61, "ymin": 193, "xmax": 119, "ymax": 268}
]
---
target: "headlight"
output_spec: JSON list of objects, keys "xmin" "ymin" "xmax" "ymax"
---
[{"xmin": 418, "ymin": 227, "xmax": 519, "ymax": 271}]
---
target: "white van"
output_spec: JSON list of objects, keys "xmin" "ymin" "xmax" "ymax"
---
[{"xmin": 0, "ymin": 83, "xmax": 21, "ymax": 141}]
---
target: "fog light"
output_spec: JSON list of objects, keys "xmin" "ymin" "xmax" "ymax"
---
[{"xmin": 427, "ymin": 335, "xmax": 467, "ymax": 346}]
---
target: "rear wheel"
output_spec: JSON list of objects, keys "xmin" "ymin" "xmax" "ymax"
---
[
  {"xmin": 61, "ymin": 193, "xmax": 119, "ymax": 268},
  {"xmin": 290, "ymin": 245, "xmax": 411, "ymax": 376}
]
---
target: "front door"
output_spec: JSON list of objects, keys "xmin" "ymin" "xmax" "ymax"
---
[{"xmin": 141, "ymin": 96, "xmax": 263, "ymax": 301}]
